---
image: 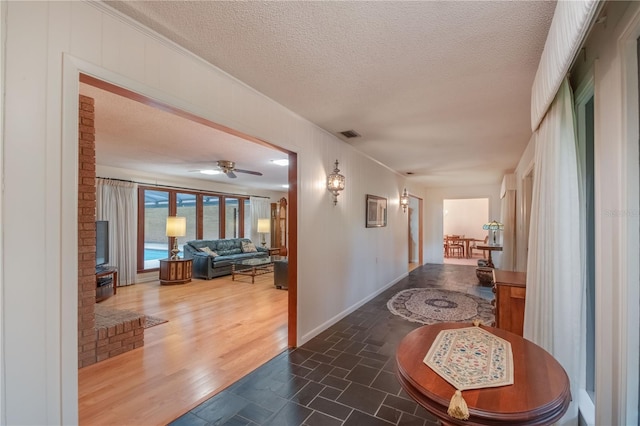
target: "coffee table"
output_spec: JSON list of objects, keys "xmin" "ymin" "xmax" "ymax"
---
[{"xmin": 231, "ymin": 256, "xmax": 284, "ymax": 283}]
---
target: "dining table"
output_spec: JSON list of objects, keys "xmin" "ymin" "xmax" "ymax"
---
[{"xmin": 458, "ymin": 237, "xmax": 480, "ymax": 258}]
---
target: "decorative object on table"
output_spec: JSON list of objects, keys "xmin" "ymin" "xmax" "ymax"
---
[
  {"xmin": 387, "ymin": 288, "xmax": 493, "ymax": 325},
  {"xmin": 400, "ymin": 188, "xmax": 410, "ymax": 213},
  {"xmin": 483, "ymin": 220, "xmax": 504, "ymax": 245},
  {"xmin": 366, "ymin": 194, "xmax": 387, "ymax": 227},
  {"xmin": 166, "ymin": 216, "xmax": 186, "ymax": 260},
  {"xmin": 476, "ymin": 266, "xmax": 494, "ymax": 286},
  {"xmin": 423, "ymin": 323, "xmax": 514, "ymax": 420},
  {"xmin": 257, "ymin": 218, "xmax": 270, "ymax": 247},
  {"xmin": 326, "ymin": 159, "xmax": 345, "ymax": 205}
]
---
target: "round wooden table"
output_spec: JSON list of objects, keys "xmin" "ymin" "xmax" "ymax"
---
[{"xmin": 396, "ymin": 323, "xmax": 571, "ymax": 426}]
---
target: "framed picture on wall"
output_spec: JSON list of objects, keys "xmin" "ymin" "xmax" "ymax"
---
[{"xmin": 366, "ymin": 194, "xmax": 387, "ymax": 228}]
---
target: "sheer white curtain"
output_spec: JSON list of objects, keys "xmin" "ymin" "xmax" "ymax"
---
[
  {"xmin": 249, "ymin": 196, "xmax": 271, "ymax": 246},
  {"xmin": 523, "ymin": 79, "xmax": 583, "ymax": 425},
  {"xmin": 500, "ymin": 174, "xmax": 517, "ymax": 271},
  {"xmin": 96, "ymin": 178, "xmax": 138, "ymax": 286}
]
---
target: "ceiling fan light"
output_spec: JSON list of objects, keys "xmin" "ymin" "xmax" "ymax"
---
[
  {"xmin": 200, "ymin": 169, "xmax": 222, "ymax": 175},
  {"xmin": 272, "ymin": 159, "xmax": 289, "ymax": 166}
]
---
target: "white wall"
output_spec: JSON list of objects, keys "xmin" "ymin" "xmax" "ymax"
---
[
  {"xmin": 0, "ymin": 2, "xmax": 416, "ymax": 424},
  {"xmin": 424, "ymin": 184, "xmax": 501, "ymax": 264},
  {"xmin": 443, "ymin": 198, "xmax": 489, "ymax": 241}
]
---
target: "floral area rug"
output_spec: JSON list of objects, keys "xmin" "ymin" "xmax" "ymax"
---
[{"xmin": 387, "ymin": 288, "xmax": 493, "ymax": 325}]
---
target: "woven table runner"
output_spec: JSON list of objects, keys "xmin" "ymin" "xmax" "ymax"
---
[{"xmin": 423, "ymin": 323, "xmax": 514, "ymax": 420}]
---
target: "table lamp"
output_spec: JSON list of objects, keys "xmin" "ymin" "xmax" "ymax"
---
[
  {"xmin": 482, "ymin": 220, "xmax": 504, "ymax": 245},
  {"xmin": 257, "ymin": 218, "xmax": 270, "ymax": 247},
  {"xmin": 166, "ymin": 216, "xmax": 186, "ymax": 260}
]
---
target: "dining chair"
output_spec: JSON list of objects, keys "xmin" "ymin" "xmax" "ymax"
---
[
  {"xmin": 445, "ymin": 236, "xmax": 464, "ymax": 258},
  {"xmin": 470, "ymin": 236, "xmax": 489, "ymax": 258}
]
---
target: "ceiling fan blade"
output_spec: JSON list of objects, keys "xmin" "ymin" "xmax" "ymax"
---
[
  {"xmin": 234, "ymin": 168, "xmax": 263, "ymax": 176},
  {"xmin": 226, "ymin": 171, "xmax": 237, "ymax": 178}
]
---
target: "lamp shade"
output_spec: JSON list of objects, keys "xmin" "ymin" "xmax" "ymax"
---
[
  {"xmin": 482, "ymin": 220, "xmax": 504, "ymax": 231},
  {"xmin": 166, "ymin": 216, "xmax": 186, "ymax": 237},
  {"xmin": 257, "ymin": 218, "xmax": 270, "ymax": 233}
]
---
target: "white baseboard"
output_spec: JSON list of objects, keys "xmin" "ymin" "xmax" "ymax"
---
[{"xmin": 300, "ymin": 272, "xmax": 408, "ymax": 344}]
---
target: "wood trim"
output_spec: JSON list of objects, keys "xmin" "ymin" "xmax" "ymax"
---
[
  {"xmin": 288, "ymin": 152, "xmax": 298, "ymax": 347},
  {"xmin": 219, "ymin": 197, "xmax": 226, "ymax": 238},
  {"xmin": 418, "ymin": 198, "xmax": 424, "ymax": 265}
]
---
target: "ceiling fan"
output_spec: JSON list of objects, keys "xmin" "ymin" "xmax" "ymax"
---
[{"xmin": 198, "ymin": 160, "xmax": 263, "ymax": 179}]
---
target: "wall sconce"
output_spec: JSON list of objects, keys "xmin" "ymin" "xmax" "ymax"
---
[
  {"xmin": 166, "ymin": 216, "xmax": 187, "ymax": 260},
  {"xmin": 257, "ymin": 218, "xmax": 270, "ymax": 247},
  {"xmin": 400, "ymin": 188, "xmax": 409, "ymax": 213},
  {"xmin": 327, "ymin": 159, "xmax": 345, "ymax": 205}
]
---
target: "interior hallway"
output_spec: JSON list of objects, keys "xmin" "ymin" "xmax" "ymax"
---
[{"xmin": 170, "ymin": 264, "xmax": 492, "ymax": 426}]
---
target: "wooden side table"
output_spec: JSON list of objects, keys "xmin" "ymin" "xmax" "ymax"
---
[
  {"xmin": 267, "ymin": 247, "xmax": 280, "ymax": 255},
  {"xmin": 475, "ymin": 244, "xmax": 503, "ymax": 268},
  {"xmin": 159, "ymin": 258, "xmax": 192, "ymax": 285},
  {"xmin": 396, "ymin": 323, "xmax": 570, "ymax": 426}
]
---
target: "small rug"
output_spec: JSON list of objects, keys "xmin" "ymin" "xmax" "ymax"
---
[
  {"xmin": 144, "ymin": 315, "xmax": 168, "ymax": 329},
  {"xmin": 387, "ymin": 288, "xmax": 493, "ymax": 325},
  {"xmin": 94, "ymin": 304, "xmax": 167, "ymax": 329}
]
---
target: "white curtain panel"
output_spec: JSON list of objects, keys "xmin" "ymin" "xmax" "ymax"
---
[
  {"xmin": 249, "ymin": 196, "xmax": 271, "ymax": 246},
  {"xmin": 96, "ymin": 178, "xmax": 138, "ymax": 286},
  {"xmin": 530, "ymin": 0, "xmax": 599, "ymax": 132},
  {"xmin": 524, "ymin": 79, "xmax": 583, "ymax": 425}
]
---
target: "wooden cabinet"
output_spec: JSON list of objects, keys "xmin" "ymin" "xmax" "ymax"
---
[
  {"xmin": 159, "ymin": 258, "xmax": 192, "ymax": 285},
  {"xmin": 492, "ymin": 270, "xmax": 526, "ymax": 336},
  {"xmin": 270, "ymin": 197, "xmax": 287, "ymax": 256}
]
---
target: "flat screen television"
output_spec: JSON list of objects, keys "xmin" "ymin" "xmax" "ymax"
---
[{"xmin": 96, "ymin": 220, "xmax": 109, "ymax": 270}]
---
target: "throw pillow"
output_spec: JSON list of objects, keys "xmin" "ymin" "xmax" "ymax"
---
[
  {"xmin": 199, "ymin": 246, "xmax": 218, "ymax": 257},
  {"xmin": 241, "ymin": 241, "xmax": 257, "ymax": 253}
]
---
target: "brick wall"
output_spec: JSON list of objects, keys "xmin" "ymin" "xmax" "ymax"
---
[
  {"xmin": 78, "ymin": 94, "xmax": 145, "ymax": 368},
  {"xmin": 78, "ymin": 95, "xmax": 98, "ymax": 368}
]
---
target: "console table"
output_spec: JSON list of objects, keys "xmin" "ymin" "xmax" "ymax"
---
[
  {"xmin": 159, "ymin": 258, "xmax": 192, "ymax": 285},
  {"xmin": 396, "ymin": 323, "xmax": 570, "ymax": 425},
  {"xmin": 492, "ymin": 270, "xmax": 527, "ymax": 336}
]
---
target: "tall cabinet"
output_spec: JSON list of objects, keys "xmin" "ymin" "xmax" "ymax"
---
[{"xmin": 270, "ymin": 197, "xmax": 288, "ymax": 256}]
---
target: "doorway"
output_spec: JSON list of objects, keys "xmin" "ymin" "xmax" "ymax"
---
[
  {"xmin": 443, "ymin": 198, "xmax": 489, "ymax": 265},
  {"xmin": 407, "ymin": 195, "xmax": 423, "ymax": 271},
  {"xmin": 76, "ymin": 74, "xmax": 298, "ymax": 424}
]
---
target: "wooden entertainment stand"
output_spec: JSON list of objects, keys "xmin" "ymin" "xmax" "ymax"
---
[{"xmin": 96, "ymin": 266, "xmax": 118, "ymax": 302}]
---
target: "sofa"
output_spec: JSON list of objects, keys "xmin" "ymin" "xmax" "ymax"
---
[{"xmin": 183, "ymin": 238, "xmax": 268, "ymax": 279}]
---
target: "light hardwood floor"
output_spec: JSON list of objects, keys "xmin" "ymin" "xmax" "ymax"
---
[{"xmin": 79, "ymin": 273, "xmax": 288, "ymax": 426}]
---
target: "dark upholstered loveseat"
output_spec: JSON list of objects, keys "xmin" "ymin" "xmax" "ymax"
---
[{"xmin": 183, "ymin": 238, "xmax": 268, "ymax": 279}]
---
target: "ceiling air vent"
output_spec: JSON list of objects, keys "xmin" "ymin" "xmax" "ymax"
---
[{"xmin": 339, "ymin": 130, "xmax": 361, "ymax": 139}]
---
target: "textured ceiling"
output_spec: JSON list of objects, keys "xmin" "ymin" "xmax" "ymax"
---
[{"xmin": 101, "ymin": 0, "xmax": 556, "ymax": 188}]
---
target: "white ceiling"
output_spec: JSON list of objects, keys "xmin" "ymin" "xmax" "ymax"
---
[
  {"xmin": 97, "ymin": 0, "xmax": 556, "ymax": 188},
  {"xmin": 81, "ymin": 83, "xmax": 290, "ymax": 191}
]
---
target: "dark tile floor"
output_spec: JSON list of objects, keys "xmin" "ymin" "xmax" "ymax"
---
[{"xmin": 169, "ymin": 263, "xmax": 493, "ymax": 426}]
